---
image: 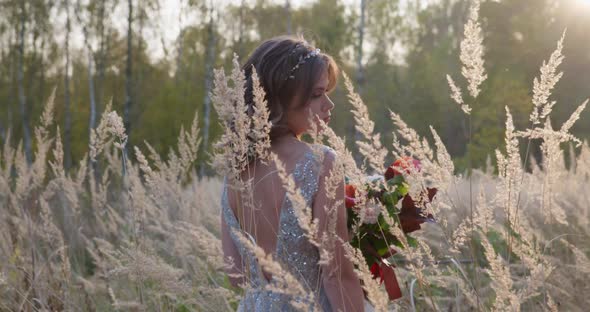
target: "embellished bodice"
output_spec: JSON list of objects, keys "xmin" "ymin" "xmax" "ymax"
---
[{"xmin": 221, "ymin": 145, "xmax": 332, "ymax": 311}]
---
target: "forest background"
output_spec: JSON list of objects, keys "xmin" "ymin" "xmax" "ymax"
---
[{"xmin": 1, "ymin": 0, "xmax": 589, "ymax": 175}]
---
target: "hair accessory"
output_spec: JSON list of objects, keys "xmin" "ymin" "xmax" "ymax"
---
[
  {"xmin": 288, "ymin": 43, "xmax": 302, "ymax": 55},
  {"xmin": 284, "ymin": 48, "xmax": 321, "ymax": 81}
]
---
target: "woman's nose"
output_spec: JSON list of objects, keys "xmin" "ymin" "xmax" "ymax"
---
[{"xmin": 325, "ymin": 95, "xmax": 335, "ymax": 112}]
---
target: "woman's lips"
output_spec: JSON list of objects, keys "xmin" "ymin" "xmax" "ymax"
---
[{"xmin": 323, "ymin": 116, "xmax": 331, "ymax": 124}]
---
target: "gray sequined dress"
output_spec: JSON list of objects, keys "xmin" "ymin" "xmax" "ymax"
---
[{"xmin": 221, "ymin": 145, "xmax": 333, "ymax": 311}]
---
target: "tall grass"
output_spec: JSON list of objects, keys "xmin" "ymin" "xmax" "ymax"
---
[{"xmin": 0, "ymin": 94, "xmax": 237, "ymax": 310}]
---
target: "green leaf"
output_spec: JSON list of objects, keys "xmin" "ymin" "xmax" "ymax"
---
[
  {"xmin": 397, "ymin": 183, "xmax": 409, "ymax": 196},
  {"xmin": 406, "ymin": 235, "xmax": 419, "ymax": 248},
  {"xmin": 175, "ymin": 304, "xmax": 191, "ymax": 312},
  {"xmin": 392, "ymin": 239, "xmax": 405, "ymax": 249},
  {"xmin": 377, "ymin": 214, "xmax": 391, "ymax": 231},
  {"xmin": 382, "ymin": 191, "xmax": 399, "ymax": 207},
  {"xmin": 387, "ymin": 174, "xmax": 405, "ymax": 186}
]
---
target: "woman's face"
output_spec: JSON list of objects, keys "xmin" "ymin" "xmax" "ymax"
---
[{"xmin": 286, "ymin": 68, "xmax": 335, "ymax": 137}]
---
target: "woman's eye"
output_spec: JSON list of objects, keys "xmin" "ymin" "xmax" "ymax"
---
[{"xmin": 312, "ymin": 93, "xmax": 323, "ymax": 99}]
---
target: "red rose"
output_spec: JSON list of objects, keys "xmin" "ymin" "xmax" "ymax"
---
[
  {"xmin": 384, "ymin": 156, "xmax": 422, "ymax": 181},
  {"xmin": 370, "ymin": 262, "xmax": 382, "ymax": 281}
]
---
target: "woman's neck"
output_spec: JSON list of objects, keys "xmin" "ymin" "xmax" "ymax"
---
[
  {"xmin": 270, "ymin": 133, "xmax": 305, "ymax": 153},
  {"xmin": 274, "ymin": 131, "xmax": 301, "ymax": 143}
]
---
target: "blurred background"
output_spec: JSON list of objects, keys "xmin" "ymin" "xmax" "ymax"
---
[{"xmin": 1, "ymin": 0, "xmax": 589, "ymax": 175}]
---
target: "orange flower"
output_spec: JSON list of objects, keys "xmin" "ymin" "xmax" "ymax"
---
[{"xmin": 345, "ymin": 184, "xmax": 358, "ymax": 209}]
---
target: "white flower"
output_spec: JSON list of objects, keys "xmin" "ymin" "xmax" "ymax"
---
[
  {"xmin": 364, "ymin": 174, "xmax": 384, "ymax": 184},
  {"xmin": 362, "ymin": 201, "xmax": 382, "ymax": 225}
]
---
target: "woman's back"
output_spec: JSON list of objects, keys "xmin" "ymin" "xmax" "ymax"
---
[
  {"xmin": 227, "ymin": 140, "xmax": 314, "ymax": 258},
  {"xmin": 222, "ymin": 142, "xmax": 333, "ymax": 311}
]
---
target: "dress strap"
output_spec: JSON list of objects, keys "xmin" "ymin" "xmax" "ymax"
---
[{"xmin": 290, "ymin": 145, "xmax": 329, "ymax": 205}]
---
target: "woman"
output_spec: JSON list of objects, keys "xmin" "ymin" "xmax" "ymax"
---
[{"xmin": 221, "ymin": 35, "xmax": 365, "ymax": 311}]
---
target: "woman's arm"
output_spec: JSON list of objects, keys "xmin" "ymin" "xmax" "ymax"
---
[
  {"xmin": 314, "ymin": 149, "xmax": 364, "ymax": 312},
  {"xmin": 221, "ymin": 212, "xmax": 244, "ymax": 288}
]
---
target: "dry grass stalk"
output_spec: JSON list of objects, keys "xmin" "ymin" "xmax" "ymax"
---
[
  {"xmin": 530, "ymin": 31, "xmax": 566, "ymax": 125},
  {"xmin": 460, "ymin": 0, "xmax": 486, "ymax": 99},
  {"xmin": 343, "ymin": 72, "xmax": 388, "ymax": 173},
  {"xmin": 272, "ymin": 152, "xmax": 320, "ymax": 247},
  {"xmin": 233, "ymin": 230, "xmax": 316, "ymax": 311},
  {"xmin": 480, "ymin": 231, "xmax": 520, "ymax": 311}
]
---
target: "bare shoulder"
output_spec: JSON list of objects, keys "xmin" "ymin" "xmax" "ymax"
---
[
  {"xmin": 270, "ymin": 141, "xmax": 338, "ymax": 178},
  {"xmin": 272, "ymin": 140, "xmax": 311, "ymax": 160},
  {"xmin": 310, "ymin": 144, "xmax": 339, "ymax": 176},
  {"xmin": 316, "ymin": 144, "xmax": 336, "ymax": 160},
  {"xmin": 306, "ymin": 143, "xmax": 336, "ymax": 158}
]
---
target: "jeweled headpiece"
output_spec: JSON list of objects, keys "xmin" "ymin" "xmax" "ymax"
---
[{"xmin": 284, "ymin": 48, "xmax": 321, "ymax": 81}]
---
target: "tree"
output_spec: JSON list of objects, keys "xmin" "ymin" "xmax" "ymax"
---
[
  {"xmin": 353, "ymin": 0, "xmax": 367, "ymax": 164},
  {"xmin": 63, "ymin": 0, "xmax": 73, "ymax": 170},
  {"xmin": 124, "ymin": 0, "xmax": 134, "ymax": 157},
  {"xmin": 285, "ymin": 0, "xmax": 291, "ymax": 34},
  {"xmin": 17, "ymin": 0, "xmax": 33, "ymax": 165},
  {"xmin": 200, "ymin": 2, "xmax": 217, "ymax": 177}
]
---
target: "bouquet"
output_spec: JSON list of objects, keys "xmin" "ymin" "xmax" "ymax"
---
[{"xmin": 346, "ymin": 157, "xmax": 437, "ymax": 300}]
